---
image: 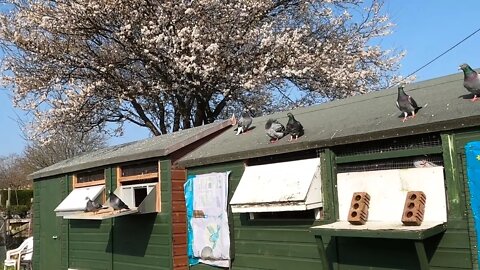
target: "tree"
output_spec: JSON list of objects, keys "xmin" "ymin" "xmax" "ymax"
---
[
  {"xmin": 0, "ymin": 131, "xmax": 106, "ymax": 188},
  {"xmin": 0, "ymin": 0, "xmax": 404, "ymax": 143},
  {"xmin": 22, "ymin": 131, "xmax": 108, "ymax": 172},
  {"xmin": 0, "ymin": 154, "xmax": 30, "ymax": 189}
]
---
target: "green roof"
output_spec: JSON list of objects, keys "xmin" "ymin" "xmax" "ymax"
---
[
  {"xmin": 177, "ymin": 71, "xmax": 480, "ymax": 168},
  {"xmin": 31, "ymin": 120, "xmax": 231, "ymax": 180}
]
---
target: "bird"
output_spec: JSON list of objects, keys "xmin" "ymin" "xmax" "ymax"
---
[
  {"xmin": 265, "ymin": 118, "xmax": 285, "ymax": 143},
  {"xmin": 285, "ymin": 112, "xmax": 304, "ymax": 141},
  {"xmin": 234, "ymin": 109, "xmax": 252, "ymax": 135},
  {"xmin": 108, "ymin": 191, "xmax": 130, "ymax": 212},
  {"xmin": 84, "ymin": 197, "xmax": 106, "ymax": 214},
  {"xmin": 396, "ymin": 85, "xmax": 421, "ymax": 122},
  {"xmin": 413, "ymin": 159, "xmax": 438, "ymax": 168},
  {"xmin": 459, "ymin": 63, "xmax": 480, "ymax": 102}
]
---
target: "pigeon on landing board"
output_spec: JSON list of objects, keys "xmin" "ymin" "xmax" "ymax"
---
[
  {"xmin": 85, "ymin": 197, "xmax": 106, "ymax": 214},
  {"xmin": 265, "ymin": 118, "xmax": 285, "ymax": 143},
  {"xmin": 396, "ymin": 85, "xmax": 421, "ymax": 122},
  {"xmin": 235, "ymin": 109, "xmax": 253, "ymax": 135},
  {"xmin": 285, "ymin": 112, "xmax": 304, "ymax": 141},
  {"xmin": 459, "ymin": 63, "xmax": 480, "ymax": 102},
  {"xmin": 108, "ymin": 191, "xmax": 130, "ymax": 212}
]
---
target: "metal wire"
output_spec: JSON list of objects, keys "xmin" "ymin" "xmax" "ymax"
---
[
  {"xmin": 334, "ymin": 133, "xmax": 441, "ymax": 157},
  {"xmin": 337, "ymin": 154, "xmax": 444, "ymax": 173}
]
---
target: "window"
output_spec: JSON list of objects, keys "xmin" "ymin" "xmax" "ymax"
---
[
  {"xmin": 54, "ymin": 169, "xmax": 108, "ymax": 219},
  {"xmin": 54, "ymin": 185, "xmax": 105, "ymax": 217},
  {"xmin": 249, "ymin": 209, "xmax": 322, "ymax": 220},
  {"xmin": 73, "ymin": 169, "xmax": 105, "ymax": 188},
  {"xmin": 230, "ymin": 158, "xmax": 322, "ymax": 214},
  {"xmin": 113, "ymin": 161, "xmax": 160, "ymax": 214}
]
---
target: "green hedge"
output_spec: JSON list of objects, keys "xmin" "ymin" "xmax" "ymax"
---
[{"xmin": 0, "ymin": 189, "xmax": 33, "ymax": 208}]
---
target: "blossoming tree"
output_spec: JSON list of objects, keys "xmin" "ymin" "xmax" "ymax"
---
[{"xmin": 0, "ymin": 0, "xmax": 403, "ymax": 142}]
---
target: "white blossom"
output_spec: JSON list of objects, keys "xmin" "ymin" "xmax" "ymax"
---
[{"xmin": 0, "ymin": 0, "xmax": 403, "ymax": 143}]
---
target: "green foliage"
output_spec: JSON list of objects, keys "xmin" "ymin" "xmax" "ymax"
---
[{"xmin": 0, "ymin": 189, "xmax": 33, "ymax": 208}]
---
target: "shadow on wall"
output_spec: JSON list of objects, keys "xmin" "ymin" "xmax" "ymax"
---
[{"xmin": 106, "ymin": 213, "xmax": 157, "ymax": 256}]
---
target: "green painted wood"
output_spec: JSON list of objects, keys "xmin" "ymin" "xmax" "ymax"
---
[
  {"xmin": 321, "ymin": 150, "xmax": 337, "ymax": 222},
  {"xmin": 335, "ymin": 145, "xmax": 443, "ymax": 164},
  {"xmin": 314, "ymin": 236, "xmax": 331, "ymax": 270},
  {"xmin": 188, "ymin": 161, "xmax": 327, "ymax": 270},
  {"xmin": 111, "ymin": 160, "xmax": 173, "ymax": 270},
  {"xmin": 442, "ymin": 134, "xmax": 465, "ymax": 220},
  {"xmin": 34, "ymin": 177, "xmax": 64, "ymax": 270},
  {"xmin": 414, "ymin": 241, "xmax": 429, "ymax": 270}
]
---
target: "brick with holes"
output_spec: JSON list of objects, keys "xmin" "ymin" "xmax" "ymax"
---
[
  {"xmin": 348, "ymin": 192, "xmax": 370, "ymax": 225},
  {"xmin": 401, "ymin": 191, "xmax": 426, "ymax": 226}
]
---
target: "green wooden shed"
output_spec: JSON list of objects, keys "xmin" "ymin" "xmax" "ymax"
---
[
  {"xmin": 177, "ymin": 71, "xmax": 480, "ymax": 270},
  {"xmin": 30, "ymin": 120, "xmax": 231, "ymax": 270}
]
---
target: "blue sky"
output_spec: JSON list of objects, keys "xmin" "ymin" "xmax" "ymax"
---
[{"xmin": 1, "ymin": 1, "xmax": 480, "ymax": 156}]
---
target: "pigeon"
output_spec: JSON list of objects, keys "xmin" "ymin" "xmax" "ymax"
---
[
  {"xmin": 108, "ymin": 191, "xmax": 130, "ymax": 212},
  {"xmin": 234, "ymin": 109, "xmax": 252, "ymax": 135},
  {"xmin": 459, "ymin": 63, "xmax": 480, "ymax": 102},
  {"xmin": 396, "ymin": 85, "xmax": 421, "ymax": 122},
  {"xmin": 265, "ymin": 118, "xmax": 285, "ymax": 143},
  {"xmin": 413, "ymin": 159, "xmax": 438, "ymax": 168},
  {"xmin": 285, "ymin": 112, "xmax": 304, "ymax": 141},
  {"xmin": 84, "ymin": 197, "xmax": 106, "ymax": 214}
]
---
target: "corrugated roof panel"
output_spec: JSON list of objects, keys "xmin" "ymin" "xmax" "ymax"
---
[{"xmin": 178, "ymin": 72, "xmax": 480, "ymax": 167}]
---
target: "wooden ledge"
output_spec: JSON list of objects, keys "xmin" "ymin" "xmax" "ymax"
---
[{"xmin": 310, "ymin": 221, "xmax": 447, "ymax": 240}]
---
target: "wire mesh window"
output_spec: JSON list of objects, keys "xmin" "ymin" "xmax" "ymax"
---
[
  {"xmin": 121, "ymin": 161, "xmax": 158, "ymax": 177},
  {"xmin": 76, "ymin": 169, "xmax": 105, "ymax": 184},
  {"xmin": 249, "ymin": 208, "xmax": 322, "ymax": 220},
  {"xmin": 337, "ymin": 154, "xmax": 444, "ymax": 173},
  {"xmin": 334, "ymin": 133, "xmax": 442, "ymax": 157}
]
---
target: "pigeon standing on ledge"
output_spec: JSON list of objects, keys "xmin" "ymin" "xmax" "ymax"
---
[
  {"xmin": 459, "ymin": 63, "xmax": 480, "ymax": 102},
  {"xmin": 265, "ymin": 119, "xmax": 285, "ymax": 143},
  {"xmin": 108, "ymin": 191, "xmax": 130, "ymax": 212},
  {"xmin": 285, "ymin": 112, "xmax": 304, "ymax": 141},
  {"xmin": 235, "ymin": 109, "xmax": 252, "ymax": 135},
  {"xmin": 396, "ymin": 85, "xmax": 421, "ymax": 122},
  {"xmin": 85, "ymin": 197, "xmax": 105, "ymax": 214}
]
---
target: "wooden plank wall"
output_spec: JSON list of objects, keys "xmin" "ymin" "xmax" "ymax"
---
[
  {"xmin": 171, "ymin": 168, "xmax": 188, "ymax": 270},
  {"xmin": 188, "ymin": 161, "xmax": 326, "ymax": 270}
]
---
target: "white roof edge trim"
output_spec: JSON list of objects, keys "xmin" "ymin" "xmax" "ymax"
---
[
  {"xmin": 230, "ymin": 157, "xmax": 323, "ymax": 212},
  {"xmin": 54, "ymin": 185, "xmax": 105, "ymax": 214}
]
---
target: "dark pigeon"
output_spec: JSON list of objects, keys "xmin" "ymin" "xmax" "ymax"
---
[
  {"xmin": 459, "ymin": 63, "xmax": 480, "ymax": 102},
  {"xmin": 235, "ymin": 109, "xmax": 252, "ymax": 135},
  {"xmin": 85, "ymin": 197, "xmax": 105, "ymax": 214},
  {"xmin": 108, "ymin": 191, "xmax": 130, "ymax": 212},
  {"xmin": 265, "ymin": 119, "xmax": 285, "ymax": 143},
  {"xmin": 396, "ymin": 85, "xmax": 421, "ymax": 122},
  {"xmin": 285, "ymin": 112, "xmax": 304, "ymax": 141}
]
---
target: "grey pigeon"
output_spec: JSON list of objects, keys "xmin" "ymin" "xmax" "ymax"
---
[
  {"xmin": 396, "ymin": 85, "xmax": 421, "ymax": 122},
  {"xmin": 265, "ymin": 119, "xmax": 285, "ymax": 143},
  {"xmin": 459, "ymin": 63, "xmax": 480, "ymax": 102},
  {"xmin": 108, "ymin": 191, "xmax": 130, "ymax": 212},
  {"xmin": 285, "ymin": 112, "xmax": 304, "ymax": 141},
  {"xmin": 85, "ymin": 197, "xmax": 105, "ymax": 214},
  {"xmin": 235, "ymin": 109, "xmax": 252, "ymax": 135}
]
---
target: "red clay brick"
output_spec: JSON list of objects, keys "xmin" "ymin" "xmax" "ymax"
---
[
  {"xmin": 401, "ymin": 191, "xmax": 426, "ymax": 226},
  {"xmin": 348, "ymin": 192, "xmax": 370, "ymax": 225}
]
